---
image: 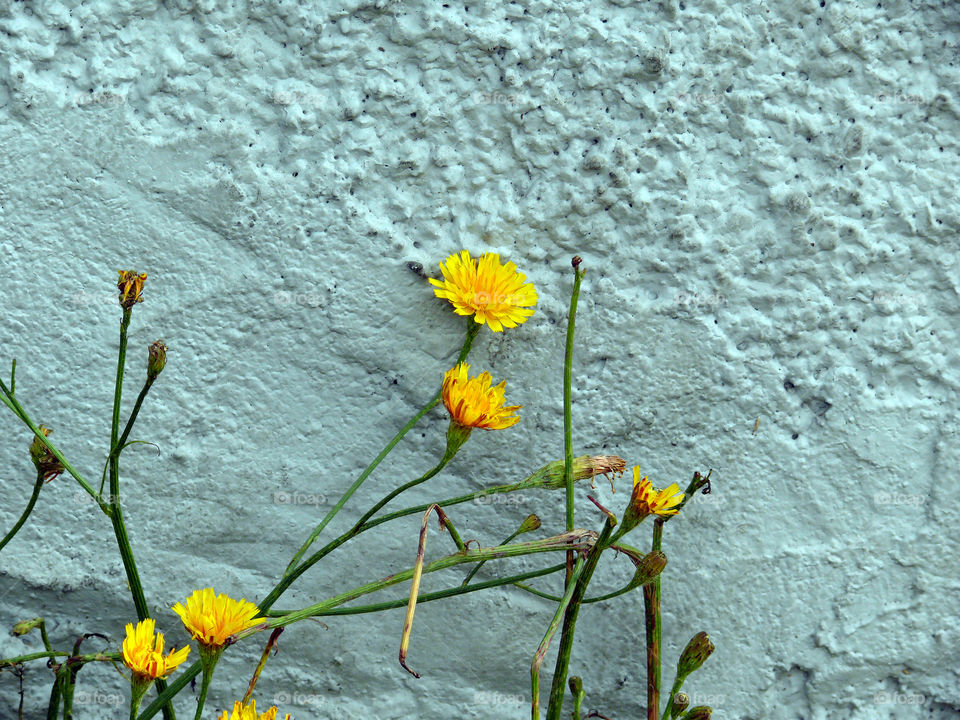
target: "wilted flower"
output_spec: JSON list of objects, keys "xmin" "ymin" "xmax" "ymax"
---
[
  {"xmin": 29, "ymin": 425, "xmax": 64, "ymax": 483},
  {"xmin": 147, "ymin": 340, "xmax": 167, "ymax": 381},
  {"xmin": 429, "ymin": 250, "xmax": 538, "ymax": 332},
  {"xmin": 218, "ymin": 700, "xmax": 290, "ymax": 720},
  {"xmin": 117, "ymin": 270, "xmax": 147, "ymax": 309}
]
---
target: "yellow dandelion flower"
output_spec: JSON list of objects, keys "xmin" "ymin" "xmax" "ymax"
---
[
  {"xmin": 117, "ymin": 270, "xmax": 147, "ymax": 309},
  {"xmin": 442, "ymin": 363, "xmax": 521, "ymax": 430},
  {"xmin": 218, "ymin": 700, "xmax": 290, "ymax": 720},
  {"xmin": 429, "ymin": 250, "xmax": 538, "ymax": 332},
  {"xmin": 629, "ymin": 468, "xmax": 685, "ymax": 519},
  {"xmin": 171, "ymin": 589, "xmax": 265, "ymax": 649},
  {"xmin": 121, "ymin": 618, "xmax": 190, "ymax": 682}
]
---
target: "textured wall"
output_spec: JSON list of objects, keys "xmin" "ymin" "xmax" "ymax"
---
[{"xmin": 1, "ymin": 0, "xmax": 958, "ymax": 718}]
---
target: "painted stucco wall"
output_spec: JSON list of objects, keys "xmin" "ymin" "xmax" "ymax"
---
[{"xmin": 1, "ymin": 0, "xmax": 958, "ymax": 718}]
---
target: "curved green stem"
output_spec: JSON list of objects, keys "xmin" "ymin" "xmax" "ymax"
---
[
  {"xmin": 544, "ymin": 517, "xmax": 615, "ymax": 720},
  {"xmin": 563, "ymin": 259, "xmax": 585, "ymax": 540},
  {"xmin": 283, "ymin": 319, "xmax": 480, "ymax": 574},
  {"xmin": 645, "ymin": 519, "xmax": 664, "ymax": 720},
  {"xmin": 0, "ymin": 471, "xmax": 44, "ymax": 553}
]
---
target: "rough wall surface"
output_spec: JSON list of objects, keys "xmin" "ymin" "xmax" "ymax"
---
[{"xmin": 1, "ymin": 0, "xmax": 958, "ymax": 718}]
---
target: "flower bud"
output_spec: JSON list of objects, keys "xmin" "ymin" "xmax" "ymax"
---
[
  {"xmin": 12, "ymin": 617, "xmax": 44, "ymax": 636},
  {"xmin": 682, "ymin": 706, "xmax": 712, "ymax": 720},
  {"xmin": 677, "ymin": 631, "xmax": 714, "ymax": 678},
  {"xmin": 518, "ymin": 514, "xmax": 541, "ymax": 533},
  {"xmin": 539, "ymin": 455, "xmax": 626, "ymax": 489},
  {"xmin": 670, "ymin": 692, "xmax": 689, "ymax": 718},
  {"xmin": 630, "ymin": 550, "xmax": 667, "ymax": 587},
  {"xmin": 29, "ymin": 425, "xmax": 64, "ymax": 482},
  {"xmin": 117, "ymin": 270, "xmax": 147, "ymax": 309},
  {"xmin": 147, "ymin": 341, "xmax": 167, "ymax": 381}
]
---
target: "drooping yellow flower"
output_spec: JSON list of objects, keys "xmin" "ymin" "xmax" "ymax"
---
[
  {"xmin": 442, "ymin": 363, "xmax": 521, "ymax": 430},
  {"xmin": 171, "ymin": 589, "xmax": 266, "ymax": 649},
  {"xmin": 218, "ymin": 700, "xmax": 290, "ymax": 720},
  {"xmin": 629, "ymin": 468, "xmax": 685, "ymax": 518},
  {"xmin": 121, "ymin": 618, "xmax": 190, "ymax": 681},
  {"xmin": 117, "ymin": 270, "xmax": 147, "ymax": 309},
  {"xmin": 429, "ymin": 250, "xmax": 538, "ymax": 332}
]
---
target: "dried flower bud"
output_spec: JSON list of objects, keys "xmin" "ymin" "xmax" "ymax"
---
[
  {"xmin": 539, "ymin": 455, "xmax": 626, "ymax": 490},
  {"xmin": 518, "ymin": 514, "xmax": 541, "ymax": 533},
  {"xmin": 682, "ymin": 706, "xmax": 712, "ymax": 720},
  {"xmin": 631, "ymin": 550, "xmax": 667, "ymax": 587},
  {"xmin": 12, "ymin": 617, "xmax": 44, "ymax": 636},
  {"xmin": 147, "ymin": 341, "xmax": 167, "ymax": 381},
  {"xmin": 29, "ymin": 425, "xmax": 64, "ymax": 483},
  {"xmin": 670, "ymin": 692, "xmax": 690, "ymax": 718},
  {"xmin": 677, "ymin": 631, "xmax": 715, "ymax": 678},
  {"xmin": 117, "ymin": 270, "xmax": 147, "ymax": 309}
]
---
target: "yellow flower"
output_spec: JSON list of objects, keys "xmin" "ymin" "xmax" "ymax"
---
[
  {"xmin": 218, "ymin": 700, "xmax": 290, "ymax": 720},
  {"xmin": 629, "ymin": 468, "xmax": 685, "ymax": 518},
  {"xmin": 117, "ymin": 270, "xmax": 147, "ymax": 309},
  {"xmin": 171, "ymin": 589, "xmax": 265, "ymax": 649},
  {"xmin": 429, "ymin": 250, "xmax": 537, "ymax": 332},
  {"xmin": 442, "ymin": 363, "xmax": 521, "ymax": 430},
  {"xmin": 121, "ymin": 618, "xmax": 190, "ymax": 681}
]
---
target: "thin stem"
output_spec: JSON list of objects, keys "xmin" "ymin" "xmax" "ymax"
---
[
  {"xmin": 101, "ymin": 378, "xmax": 154, "ymax": 495},
  {"xmin": 107, "ymin": 309, "xmax": 175, "ymax": 720},
  {"xmin": 644, "ymin": 519, "xmax": 664, "ymax": 720},
  {"xmin": 544, "ymin": 517, "xmax": 615, "ymax": 720},
  {"xmin": 0, "ymin": 382, "xmax": 104, "ymax": 511},
  {"xmin": 193, "ymin": 663, "xmax": 214, "ymax": 720},
  {"xmin": 0, "ymin": 471, "xmax": 45, "ymax": 553},
  {"xmin": 251, "ymin": 531, "xmax": 597, "ymax": 636},
  {"xmin": 563, "ymin": 258, "xmax": 585, "ymax": 580},
  {"xmin": 284, "ymin": 320, "xmax": 481, "ymax": 574},
  {"xmin": 138, "ymin": 562, "xmax": 568, "ymax": 720},
  {"xmin": 351, "ymin": 456, "xmax": 452, "ymax": 533},
  {"xmin": 532, "ymin": 556, "xmax": 585, "ymax": 720},
  {"xmin": 242, "ymin": 628, "xmax": 284, "ymax": 704}
]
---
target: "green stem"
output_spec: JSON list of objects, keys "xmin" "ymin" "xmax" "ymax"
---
[
  {"xmin": 139, "ymin": 539, "xmax": 587, "ymax": 720},
  {"xmin": 107, "ymin": 309, "xmax": 175, "ymax": 720},
  {"xmin": 267, "ymin": 563, "xmax": 566, "ymax": 617},
  {"xmin": 101, "ymin": 378, "xmax": 154, "ymax": 495},
  {"xmin": 461, "ymin": 526, "xmax": 525, "ymax": 586},
  {"xmin": 0, "ymin": 471, "xmax": 45, "ymax": 553},
  {"xmin": 283, "ymin": 320, "xmax": 481, "ymax": 574},
  {"xmin": 193, "ymin": 661, "xmax": 215, "ymax": 720},
  {"xmin": 0, "ymin": 651, "xmax": 119, "ymax": 669},
  {"xmin": 45, "ymin": 673, "xmax": 61, "ymax": 720},
  {"xmin": 532, "ymin": 557, "xmax": 586, "ymax": 720},
  {"xmin": 0, "ymin": 382, "xmax": 104, "ymax": 511},
  {"xmin": 563, "ymin": 259, "xmax": 585, "ymax": 575},
  {"xmin": 544, "ymin": 517, "xmax": 615, "ymax": 720},
  {"xmin": 251, "ymin": 531, "xmax": 596, "ymax": 635},
  {"xmin": 644, "ymin": 519, "xmax": 664, "ymax": 720}
]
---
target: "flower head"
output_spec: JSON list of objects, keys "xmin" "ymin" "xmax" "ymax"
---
[
  {"xmin": 29, "ymin": 425, "xmax": 64, "ymax": 483},
  {"xmin": 442, "ymin": 363, "xmax": 521, "ymax": 431},
  {"xmin": 117, "ymin": 270, "xmax": 147, "ymax": 309},
  {"xmin": 147, "ymin": 340, "xmax": 167, "ymax": 381},
  {"xmin": 219, "ymin": 700, "xmax": 290, "ymax": 720},
  {"xmin": 629, "ymin": 468, "xmax": 685, "ymax": 518},
  {"xmin": 172, "ymin": 589, "xmax": 265, "ymax": 650},
  {"xmin": 121, "ymin": 618, "xmax": 190, "ymax": 682},
  {"xmin": 429, "ymin": 250, "xmax": 537, "ymax": 332}
]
